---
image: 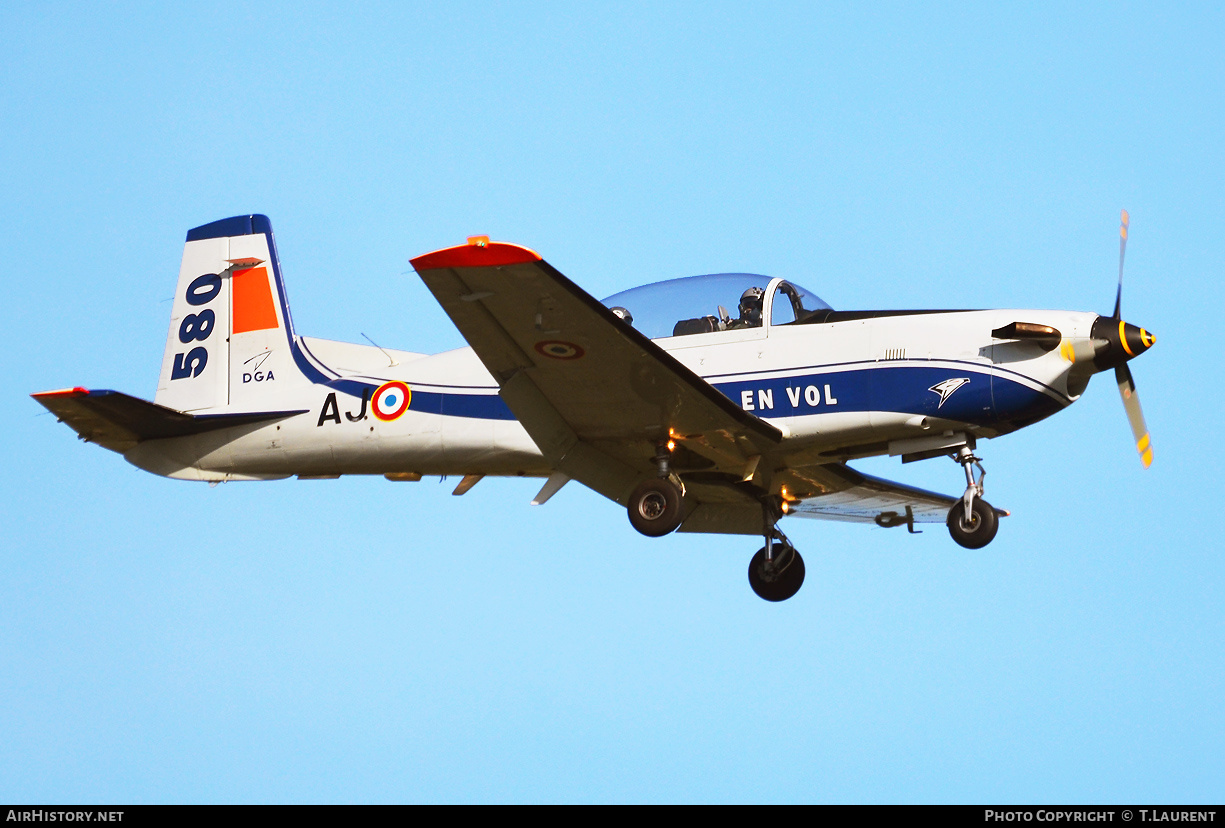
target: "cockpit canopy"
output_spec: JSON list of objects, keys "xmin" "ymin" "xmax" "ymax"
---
[{"xmin": 601, "ymin": 273, "xmax": 832, "ymax": 340}]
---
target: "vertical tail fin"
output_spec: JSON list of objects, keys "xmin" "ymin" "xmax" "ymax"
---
[{"xmin": 156, "ymin": 215, "xmax": 312, "ymax": 413}]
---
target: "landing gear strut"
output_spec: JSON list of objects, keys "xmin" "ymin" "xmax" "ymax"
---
[
  {"xmin": 946, "ymin": 446, "xmax": 999, "ymax": 549},
  {"xmin": 748, "ymin": 500, "xmax": 805, "ymax": 601}
]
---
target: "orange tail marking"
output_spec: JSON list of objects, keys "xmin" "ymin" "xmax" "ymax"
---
[{"xmin": 232, "ymin": 267, "xmax": 279, "ymax": 334}]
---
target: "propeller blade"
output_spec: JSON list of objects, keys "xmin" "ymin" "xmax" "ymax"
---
[
  {"xmin": 1115, "ymin": 362, "xmax": 1152, "ymax": 468},
  {"xmin": 1113, "ymin": 209, "xmax": 1129, "ymax": 319}
]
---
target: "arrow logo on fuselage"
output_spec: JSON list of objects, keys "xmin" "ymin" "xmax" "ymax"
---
[
  {"xmin": 928, "ymin": 377, "xmax": 970, "ymax": 408},
  {"xmin": 243, "ymin": 350, "xmax": 274, "ymax": 371}
]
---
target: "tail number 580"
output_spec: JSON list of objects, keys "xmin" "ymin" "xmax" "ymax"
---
[{"xmin": 170, "ymin": 273, "xmax": 221, "ymax": 380}]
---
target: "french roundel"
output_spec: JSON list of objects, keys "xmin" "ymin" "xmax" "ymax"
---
[
  {"xmin": 534, "ymin": 340, "xmax": 585, "ymax": 360},
  {"xmin": 372, "ymin": 381, "xmax": 411, "ymax": 421}
]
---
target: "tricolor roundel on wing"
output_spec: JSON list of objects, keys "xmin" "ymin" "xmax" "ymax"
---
[
  {"xmin": 534, "ymin": 340, "xmax": 585, "ymax": 360},
  {"xmin": 372, "ymin": 381, "xmax": 411, "ymax": 421}
]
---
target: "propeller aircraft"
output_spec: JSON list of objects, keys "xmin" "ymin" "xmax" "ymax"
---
[{"xmin": 33, "ymin": 213, "xmax": 1155, "ymax": 601}]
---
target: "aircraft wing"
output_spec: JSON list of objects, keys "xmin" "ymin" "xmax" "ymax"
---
[
  {"xmin": 679, "ymin": 463, "xmax": 962, "ymax": 535},
  {"xmin": 410, "ymin": 241, "xmax": 782, "ymax": 504},
  {"xmin": 785, "ymin": 464, "xmax": 959, "ymax": 525}
]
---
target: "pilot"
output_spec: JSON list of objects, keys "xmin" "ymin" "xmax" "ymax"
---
[
  {"xmin": 733, "ymin": 286, "xmax": 764, "ymax": 328},
  {"xmin": 610, "ymin": 306, "xmax": 634, "ymax": 326}
]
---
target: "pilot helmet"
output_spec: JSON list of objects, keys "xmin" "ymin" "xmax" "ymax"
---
[
  {"xmin": 610, "ymin": 306, "xmax": 634, "ymax": 325},
  {"xmin": 739, "ymin": 286, "xmax": 764, "ymax": 316}
]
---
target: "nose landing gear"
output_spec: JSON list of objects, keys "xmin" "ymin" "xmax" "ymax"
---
[{"xmin": 946, "ymin": 446, "xmax": 1000, "ymax": 549}]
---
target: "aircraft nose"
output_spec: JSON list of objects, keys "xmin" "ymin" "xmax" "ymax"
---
[{"xmin": 1090, "ymin": 316, "xmax": 1155, "ymax": 371}]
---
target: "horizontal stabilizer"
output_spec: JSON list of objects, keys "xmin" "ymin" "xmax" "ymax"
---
[{"xmin": 31, "ymin": 388, "xmax": 304, "ymax": 454}]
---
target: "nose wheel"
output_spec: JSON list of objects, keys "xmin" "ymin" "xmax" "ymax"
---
[
  {"xmin": 947, "ymin": 446, "xmax": 1000, "ymax": 549},
  {"xmin": 947, "ymin": 498, "xmax": 998, "ymax": 548}
]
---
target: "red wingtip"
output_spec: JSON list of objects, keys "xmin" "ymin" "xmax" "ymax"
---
[
  {"xmin": 32, "ymin": 387, "xmax": 89, "ymax": 398},
  {"xmin": 410, "ymin": 240, "xmax": 542, "ymax": 271}
]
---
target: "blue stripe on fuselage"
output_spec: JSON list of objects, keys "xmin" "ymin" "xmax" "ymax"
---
[
  {"xmin": 319, "ymin": 362, "xmax": 1062, "ymax": 425},
  {"xmin": 712, "ymin": 363, "xmax": 1065, "ymax": 426},
  {"xmin": 316, "ymin": 377, "xmax": 517, "ymax": 420},
  {"xmin": 406, "ymin": 389, "xmax": 516, "ymax": 420}
]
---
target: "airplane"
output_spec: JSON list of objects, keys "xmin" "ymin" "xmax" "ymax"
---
[{"xmin": 33, "ymin": 213, "xmax": 1155, "ymax": 601}]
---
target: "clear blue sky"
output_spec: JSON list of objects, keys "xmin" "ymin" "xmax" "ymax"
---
[{"xmin": 2, "ymin": 1, "xmax": 1222, "ymax": 803}]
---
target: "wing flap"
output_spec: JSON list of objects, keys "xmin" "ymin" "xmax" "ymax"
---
[{"xmin": 498, "ymin": 370, "xmax": 640, "ymax": 503}]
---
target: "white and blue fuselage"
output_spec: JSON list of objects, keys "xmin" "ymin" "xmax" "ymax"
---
[
  {"xmin": 34, "ymin": 214, "xmax": 1155, "ymax": 599},
  {"xmin": 125, "ymin": 298, "xmax": 1097, "ymax": 484}
]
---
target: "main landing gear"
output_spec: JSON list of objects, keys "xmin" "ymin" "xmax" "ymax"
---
[
  {"xmin": 624, "ymin": 443, "xmax": 806, "ymax": 602},
  {"xmin": 748, "ymin": 500, "xmax": 805, "ymax": 602},
  {"xmin": 627, "ymin": 477, "xmax": 684, "ymax": 536},
  {"xmin": 946, "ymin": 446, "xmax": 1000, "ymax": 549},
  {"xmin": 627, "ymin": 441, "xmax": 684, "ymax": 537}
]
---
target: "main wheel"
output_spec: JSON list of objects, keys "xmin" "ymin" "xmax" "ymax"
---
[
  {"xmin": 627, "ymin": 478, "xmax": 683, "ymax": 537},
  {"xmin": 947, "ymin": 498, "xmax": 999, "ymax": 549},
  {"xmin": 748, "ymin": 545, "xmax": 806, "ymax": 602}
]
